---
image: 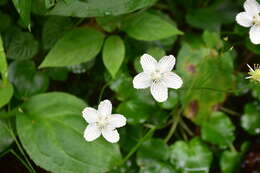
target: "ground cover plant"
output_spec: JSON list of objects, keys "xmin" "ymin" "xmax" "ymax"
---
[{"xmin": 0, "ymin": 0, "xmax": 259, "ymax": 172}]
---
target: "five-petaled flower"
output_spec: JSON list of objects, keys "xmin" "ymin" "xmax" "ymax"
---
[
  {"xmin": 82, "ymin": 100, "xmax": 126, "ymax": 143},
  {"xmin": 236, "ymin": 0, "xmax": 260, "ymax": 44},
  {"xmin": 246, "ymin": 64, "xmax": 260, "ymax": 82},
  {"xmin": 133, "ymin": 54, "xmax": 183, "ymax": 102}
]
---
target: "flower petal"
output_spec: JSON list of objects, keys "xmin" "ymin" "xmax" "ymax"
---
[
  {"xmin": 82, "ymin": 107, "xmax": 98, "ymax": 123},
  {"xmin": 102, "ymin": 128, "xmax": 120, "ymax": 143},
  {"xmin": 140, "ymin": 54, "xmax": 157, "ymax": 73},
  {"xmin": 150, "ymin": 82, "xmax": 168, "ymax": 102},
  {"xmin": 133, "ymin": 72, "xmax": 152, "ymax": 89},
  {"xmin": 98, "ymin": 100, "xmax": 112, "ymax": 116},
  {"xmin": 109, "ymin": 114, "xmax": 127, "ymax": 128},
  {"xmin": 162, "ymin": 72, "xmax": 183, "ymax": 89},
  {"xmin": 84, "ymin": 124, "xmax": 101, "ymax": 142},
  {"xmin": 244, "ymin": 0, "xmax": 260, "ymax": 17},
  {"xmin": 158, "ymin": 55, "xmax": 176, "ymax": 72},
  {"xmin": 236, "ymin": 12, "xmax": 253, "ymax": 27},
  {"xmin": 249, "ymin": 25, "xmax": 260, "ymax": 44}
]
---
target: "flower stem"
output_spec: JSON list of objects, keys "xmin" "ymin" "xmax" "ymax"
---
[
  {"xmin": 98, "ymin": 82, "xmax": 110, "ymax": 103},
  {"xmin": 220, "ymin": 107, "xmax": 240, "ymax": 116},
  {"xmin": 164, "ymin": 111, "xmax": 181, "ymax": 143},
  {"xmin": 118, "ymin": 127, "xmax": 156, "ymax": 166},
  {"xmin": 10, "ymin": 149, "xmax": 35, "ymax": 173}
]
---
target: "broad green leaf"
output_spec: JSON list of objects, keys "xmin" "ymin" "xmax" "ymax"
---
[
  {"xmin": 12, "ymin": 0, "xmax": 31, "ymax": 28},
  {"xmin": 49, "ymin": 0, "xmax": 157, "ymax": 17},
  {"xmin": 42, "ymin": 16, "xmax": 74, "ymax": 50},
  {"xmin": 251, "ymin": 83, "xmax": 260, "ymax": 100},
  {"xmin": 122, "ymin": 12, "xmax": 183, "ymax": 41},
  {"xmin": 96, "ymin": 16, "xmax": 123, "ymax": 32},
  {"xmin": 102, "ymin": 35, "xmax": 125, "ymax": 78},
  {"xmin": 201, "ymin": 112, "xmax": 235, "ymax": 148},
  {"xmin": 6, "ymin": 31, "xmax": 39, "ymax": 60},
  {"xmin": 137, "ymin": 139, "xmax": 176, "ymax": 173},
  {"xmin": 0, "ymin": 120, "xmax": 13, "ymax": 152},
  {"xmin": 117, "ymin": 99, "xmax": 156, "ymax": 124},
  {"xmin": 241, "ymin": 102, "xmax": 260, "ymax": 135},
  {"xmin": 169, "ymin": 138, "xmax": 213, "ymax": 173},
  {"xmin": 0, "ymin": 12, "xmax": 11, "ymax": 32},
  {"xmin": 0, "ymin": 36, "xmax": 7, "ymax": 80},
  {"xmin": 40, "ymin": 28, "xmax": 104, "ymax": 68},
  {"xmin": 176, "ymin": 36, "xmax": 235, "ymax": 123},
  {"xmin": 0, "ymin": 80, "xmax": 13, "ymax": 109},
  {"xmin": 245, "ymin": 38, "xmax": 260, "ymax": 55},
  {"xmin": 202, "ymin": 31, "xmax": 223, "ymax": 49},
  {"xmin": 45, "ymin": 0, "xmax": 55, "ymax": 8},
  {"xmin": 16, "ymin": 92, "xmax": 121, "ymax": 173},
  {"xmin": 46, "ymin": 67, "xmax": 69, "ymax": 81},
  {"xmin": 8, "ymin": 60, "xmax": 49, "ymax": 99},
  {"xmin": 159, "ymin": 90, "xmax": 179, "ymax": 110}
]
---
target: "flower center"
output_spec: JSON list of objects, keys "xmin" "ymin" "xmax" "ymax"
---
[
  {"xmin": 249, "ymin": 69, "xmax": 260, "ymax": 81},
  {"xmin": 96, "ymin": 116, "xmax": 108, "ymax": 129},
  {"xmin": 151, "ymin": 70, "xmax": 163, "ymax": 82},
  {"xmin": 253, "ymin": 13, "xmax": 260, "ymax": 25}
]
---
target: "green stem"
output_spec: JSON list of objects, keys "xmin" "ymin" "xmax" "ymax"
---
[
  {"xmin": 180, "ymin": 127, "xmax": 188, "ymax": 141},
  {"xmin": 229, "ymin": 142, "xmax": 237, "ymax": 153},
  {"xmin": 179, "ymin": 118, "xmax": 194, "ymax": 136},
  {"xmin": 220, "ymin": 107, "xmax": 240, "ymax": 116},
  {"xmin": 118, "ymin": 127, "xmax": 156, "ymax": 166},
  {"xmin": 164, "ymin": 112, "xmax": 181, "ymax": 143},
  {"xmin": 10, "ymin": 150, "xmax": 35, "ymax": 173},
  {"xmin": 0, "ymin": 148, "xmax": 11, "ymax": 158},
  {"xmin": 98, "ymin": 82, "xmax": 110, "ymax": 103}
]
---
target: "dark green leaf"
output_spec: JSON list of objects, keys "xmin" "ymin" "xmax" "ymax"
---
[
  {"xmin": 12, "ymin": 0, "xmax": 31, "ymax": 28},
  {"xmin": 102, "ymin": 35, "xmax": 125, "ymax": 78},
  {"xmin": 96, "ymin": 16, "xmax": 122, "ymax": 32},
  {"xmin": 241, "ymin": 102, "xmax": 260, "ymax": 135},
  {"xmin": 0, "ymin": 80, "xmax": 13, "ymax": 109},
  {"xmin": 49, "ymin": 0, "xmax": 157, "ymax": 17},
  {"xmin": 122, "ymin": 12, "xmax": 183, "ymax": 41},
  {"xmin": 16, "ymin": 92, "xmax": 121, "ymax": 173},
  {"xmin": 169, "ymin": 138, "xmax": 213, "ymax": 173},
  {"xmin": 0, "ymin": 120, "xmax": 13, "ymax": 152},
  {"xmin": 201, "ymin": 112, "xmax": 235, "ymax": 148},
  {"xmin": 40, "ymin": 28, "xmax": 104, "ymax": 68}
]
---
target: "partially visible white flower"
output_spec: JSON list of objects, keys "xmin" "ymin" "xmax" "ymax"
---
[
  {"xmin": 133, "ymin": 54, "xmax": 183, "ymax": 102},
  {"xmin": 236, "ymin": 0, "xmax": 260, "ymax": 44},
  {"xmin": 246, "ymin": 64, "xmax": 260, "ymax": 82},
  {"xmin": 82, "ymin": 100, "xmax": 126, "ymax": 143}
]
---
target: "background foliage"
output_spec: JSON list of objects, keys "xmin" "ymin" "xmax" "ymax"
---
[{"xmin": 0, "ymin": 0, "xmax": 259, "ymax": 173}]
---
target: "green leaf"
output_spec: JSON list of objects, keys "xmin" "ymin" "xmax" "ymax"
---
[
  {"xmin": 40, "ymin": 28, "xmax": 104, "ymax": 68},
  {"xmin": 169, "ymin": 138, "xmax": 213, "ymax": 173},
  {"xmin": 48, "ymin": 0, "xmax": 157, "ymax": 17},
  {"xmin": 16, "ymin": 92, "xmax": 121, "ymax": 173},
  {"xmin": 0, "ymin": 12, "xmax": 11, "ymax": 32},
  {"xmin": 201, "ymin": 112, "xmax": 235, "ymax": 148},
  {"xmin": 6, "ymin": 31, "xmax": 39, "ymax": 60},
  {"xmin": 202, "ymin": 31, "xmax": 223, "ymax": 49},
  {"xmin": 159, "ymin": 90, "xmax": 179, "ymax": 110},
  {"xmin": 137, "ymin": 139, "xmax": 177, "ymax": 173},
  {"xmin": 0, "ymin": 36, "xmax": 7, "ymax": 80},
  {"xmin": 96, "ymin": 16, "xmax": 122, "ymax": 32},
  {"xmin": 117, "ymin": 99, "xmax": 156, "ymax": 124},
  {"xmin": 241, "ymin": 102, "xmax": 260, "ymax": 135},
  {"xmin": 0, "ymin": 120, "xmax": 13, "ymax": 152},
  {"xmin": 42, "ymin": 16, "xmax": 74, "ymax": 50},
  {"xmin": 122, "ymin": 12, "xmax": 183, "ymax": 41},
  {"xmin": 0, "ymin": 80, "xmax": 13, "ymax": 109},
  {"xmin": 102, "ymin": 35, "xmax": 125, "ymax": 78},
  {"xmin": 12, "ymin": 0, "xmax": 31, "ymax": 29},
  {"xmin": 8, "ymin": 60, "xmax": 49, "ymax": 99}
]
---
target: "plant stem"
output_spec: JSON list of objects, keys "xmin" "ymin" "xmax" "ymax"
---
[
  {"xmin": 10, "ymin": 150, "xmax": 35, "ymax": 173},
  {"xmin": 179, "ymin": 118, "xmax": 194, "ymax": 136},
  {"xmin": 118, "ymin": 127, "xmax": 156, "ymax": 166},
  {"xmin": 220, "ymin": 107, "xmax": 240, "ymax": 116},
  {"xmin": 98, "ymin": 82, "xmax": 110, "ymax": 103},
  {"xmin": 164, "ymin": 111, "xmax": 181, "ymax": 143}
]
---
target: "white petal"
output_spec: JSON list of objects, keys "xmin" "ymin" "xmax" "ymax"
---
[
  {"xmin": 247, "ymin": 64, "xmax": 254, "ymax": 72},
  {"xmin": 82, "ymin": 107, "xmax": 98, "ymax": 123},
  {"xmin": 84, "ymin": 124, "xmax": 101, "ymax": 142},
  {"xmin": 236, "ymin": 12, "xmax": 253, "ymax": 27},
  {"xmin": 162, "ymin": 72, "xmax": 183, "ymax": 89},
  {"xmin": 150, "ymin": 82, "xmax": 168, "ymax": 102},
  {"xmin": 249, "ymin": 25, "xmax": 260, "ymax": 44},
  {"xmin": 140, "ymin": 54, "xmax": 157, "ymax": 73},
  {"xmin": 108, "ymin": 114, "xmax": 127, "ymax": 128},
  {"xmin": 98, "ymin": 100, "xmax": 112, "ymax": 116},
  {"xmin": 102, "ymin": 128, "xmax": 120, "ymax": 143},
  {"xmin": 133, "ymin": 72, "xmax": 152, "ymax": 89},
  {"xmin": 244, "ymin": 0, "xmax": 260, "ymax": 17},
  {"xmin": 158, "ymin": 55, "xmax": 176, "ymax": 72}
]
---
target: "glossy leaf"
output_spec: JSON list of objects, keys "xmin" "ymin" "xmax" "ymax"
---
[
  {"xmin": 12, "ymin": 0, "xmax": 31, "ymax": 28},
  {"xmin": 0, "ymin": 80, "xmax": 13, "ymax": 109},
  {"xmin": 241, "ymin": 102, "xmax": 260, "ymax": 135},
  {"xmin": 0, "ymin": 36, "xmax": 7, "ymax": 80},
  {"xmin": 49, "ymin": 0, "xmax": 157, "ymax": 17},
  {"xmin": 16, "ymin": 92, "xmax": 121, "ymax": 173},
  {"xmin": 169, "ymin": 138, "xmax": 213, "ymax": 173},
  {"xmin": 0, "ymin": 120, "xmax": 13, "ymax": 152},
  {"xmin": 201, "ymin": 112, "xmax": 235, "ymax": 148},
  {"xmin": 102, "ymin": 35, "xmax": 125, "ymax": 78},
  {"xmin": 122, "ymin": 12, "xmax": 183, "ymax": 41},
  {"xmin": 8, "ymin": 60, "xmax": 49, "ymax": 99},
  {"xmin": 40, "ymin": 28, "xmax": 104, "ymax": 68}
]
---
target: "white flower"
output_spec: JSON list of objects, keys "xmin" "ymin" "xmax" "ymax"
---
[
  {"xmin": 236, "ymin": 0, "xmax": 260, "ymax": 44},
  {"xmin": 82, "ymin": 100, "xmax": 126, "ymax": 143},
  {"xmin": 246, "ymin": 64, "xmax": 260, "ymax": 82},
  {"xmin": 133, "ymin": 54, "xmax": 183, "ymax": 102}
]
